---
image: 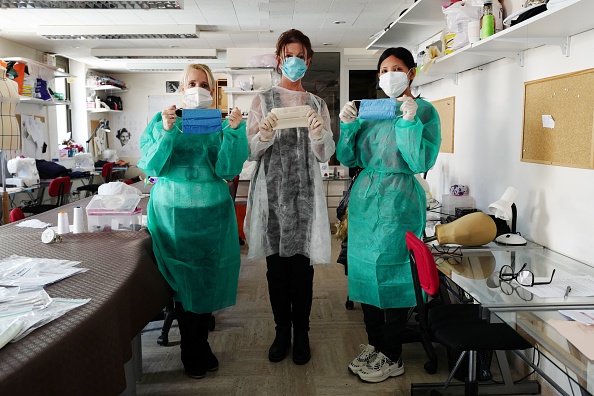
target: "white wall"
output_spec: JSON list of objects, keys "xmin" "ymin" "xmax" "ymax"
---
[{"xmin": 419, "ymin": 28, "xmax": 594, "ymax": 266}]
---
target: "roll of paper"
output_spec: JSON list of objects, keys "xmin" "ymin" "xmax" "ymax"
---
[
  {"xmin": 57, "ymin": 211, "xmax": 70, "ymax": 235},
  {"xmin": 73, "ymin": 206, "xmax": 84, "ymax": 234}
]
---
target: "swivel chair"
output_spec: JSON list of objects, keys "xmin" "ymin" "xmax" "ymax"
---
[
  {"xmin": 76, "ymin": 162, "xmax": 114, "ymax": 198},
  {"xmin": 21, "ymin": 176, "xmax": 71, "ymax": 215},
  {"xmin": 10, "ymin": 207, "xmax": 25, "ymax": 222},
  {"xmin": 405, "ymin": 231, "xmax": 537, "ymax": 396}
]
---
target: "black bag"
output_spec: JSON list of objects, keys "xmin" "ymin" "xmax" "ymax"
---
[{"xmin": 336, "ymin": 168, "xmax": 362, "ymax": 221}]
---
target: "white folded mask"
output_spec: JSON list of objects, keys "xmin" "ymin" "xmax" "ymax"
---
[{"xmin": 271, "ymin": 105, "xmax": 311, "ymax": 130}]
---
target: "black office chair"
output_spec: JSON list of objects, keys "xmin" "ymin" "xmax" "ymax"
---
[
  {"xmin": 76, "ymin": 161, "xmax": 114, "ymax": 198},
  {"xmin": 21, "ymin": 176, "xmax": 71, "ymax": 215},
  {"xmin": 405, "ymin": 231, "xmax": 536, "ymax": 396}
]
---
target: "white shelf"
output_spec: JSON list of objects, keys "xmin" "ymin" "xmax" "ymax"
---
[
  {"xmin": 18, "ymin": 96, "xmax": 70, "ymax": 106},
  {"xmin": 369, "ymin": 0, "xmax": 590, "ymax": 87},
  {"xmin": 87, "ymin": 108, "xmax": 123, "ymax": 113},
  {"xmin": 223, "ymin": 88, "xmax": 264, "ymax": 95},
  {"xmin": 214, "ymin": 67, "xmax": 275, "ymax": 75},
  {"xmin": 86, "ymin": 85, "xmax": 128, "ymax": 93},
  {"xmin": 2, "ymin": 57, "xmax": 75, "ymax": 78}
]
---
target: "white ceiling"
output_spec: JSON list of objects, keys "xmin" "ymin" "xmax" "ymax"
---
[{"xmin": 0, "ymin": 0, "xmax": 414, "ymax": 73}]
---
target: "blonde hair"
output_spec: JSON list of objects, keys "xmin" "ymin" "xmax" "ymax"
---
[{"xmin": 179, "ymin": 64, "xmax": 215, "ymax": 93}]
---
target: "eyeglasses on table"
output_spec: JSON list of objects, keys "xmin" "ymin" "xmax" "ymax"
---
[{"xmin": 499, "ymin": 263, "xmax": 556, "ymax": 287}]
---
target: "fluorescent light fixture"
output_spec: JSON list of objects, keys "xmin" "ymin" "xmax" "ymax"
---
[
  {"xmin": 38, "ymin": 25, "xmax": 198, "ymax": 40},
  {"xmin": 92, "ymin": 48, "xmax": 216, "ymax": 60},
  {"xmin": 125, "ymin": 61, "xmax": 226, "ymax": 72},
  {"xmin": 1, "ymin": 0, "xmax": 182, "ymax": 9}
]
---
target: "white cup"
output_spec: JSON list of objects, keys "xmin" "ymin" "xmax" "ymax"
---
[{"xmin": 468, "ymin": 20, "xmax": 481, "ymax": 44}]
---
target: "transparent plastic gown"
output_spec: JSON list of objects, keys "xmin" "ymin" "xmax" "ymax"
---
[
  {"xmin": 336, "ymin": 98, "xmax": 441, "ymax": 309},
  {"xmin": 138, "ymin": 113, "xmax": 248, "ymax": 314},
  {"xmin": 245, "ymin": 86, "xmax": 335, "ymax": 264}
]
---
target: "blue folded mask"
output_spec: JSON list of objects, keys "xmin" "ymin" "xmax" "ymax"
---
[
  {"xmin": 358, "ymin": 98, "xmax": 398, "ymax": 120},
  {"xmin": 181, "ymin": 108, "xmax": 223, "ymax": 134}
]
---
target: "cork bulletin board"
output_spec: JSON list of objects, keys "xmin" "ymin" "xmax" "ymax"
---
[
  {"xmin": 521, "ymin": 68, "xmax": 594, "ymax": 169},
  {"xmin": 431, "ymin": 96, "xmax": 455, "ymax": 154}
]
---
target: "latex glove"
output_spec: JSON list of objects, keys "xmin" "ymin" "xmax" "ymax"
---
[
  {"xmin": 306, "ymin": 109, "xmax": 324, "ymax": 140},
  {"xmin": 259, "ymin": 112, "xmax": 278, "ymax": 141},
  {"xmin": 339, "ymin": 101, "xmax": 358, "ymax": 124},
  {"xmin": 398, "ymin": 95, "xmax": 418, "ymax": 122},
  {"xmin": 161, "ymin": 105, "xmax": 177, "ymax": 131},
  {"xmin": 228, "ymin": 107, "xmax": 242, "ymax": 130}
]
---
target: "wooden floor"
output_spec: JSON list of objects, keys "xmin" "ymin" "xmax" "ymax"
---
[{"xmin": 136, "ymin": 238, "xmax": 527, "ymax": 396}]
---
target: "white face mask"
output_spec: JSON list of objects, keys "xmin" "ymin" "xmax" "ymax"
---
[
  {"xmin": 183, "ymin": 87, "xmax": 213, "ymax": 109},
  {"xmin": 378, "ymin": 70, "xmax": 411, "ymax": 98}
]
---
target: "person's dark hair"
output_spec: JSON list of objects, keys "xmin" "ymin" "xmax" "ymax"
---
[
  {"xmin": 376, "ymin": 47, "xmax": 416, "ymax": 72},
  {"xmin": 376, "ymin": 47, "xmax": 419, "ymax": 98},
  {"xmin": 275, "ymin": 29, "xmax": 314, "ymax": 73},
  {"xmin": 116, "ymin": 128, "xmax": 129, "ymax": 140}
]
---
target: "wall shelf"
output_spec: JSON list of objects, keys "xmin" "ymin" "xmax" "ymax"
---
[
  {"xmin": 18, "ymin": 96, "xmax": 70, "ymax": 106},
  {"xmin": 367, "ymin": 0, "xmax": 589, "ymax": 87},
  {"xmin": 87, "ymin": 108, "xmax": 123, "ymax": 113},
  {"xmin": 2, "ymin": 57, "xmax": 75, "ymax": 78},
  {"xmin": 86, "ymin": 85, "xmax": 128, "ymax": 93}
]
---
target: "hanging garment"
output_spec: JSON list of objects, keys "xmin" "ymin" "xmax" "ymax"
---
[
  {"xmin": 245, "ymin": 86, "xmax": 335, "ymax": 264},
  {"xmin": 138, "ymin": 113, "xmax": 248, "ymax": 314},
  {"xmin": 336, "ymin": 98, "xmax": 441, "ymax": 309}
]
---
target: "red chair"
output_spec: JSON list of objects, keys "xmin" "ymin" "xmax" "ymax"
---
[
  {"xmin": 10, "ymin": 207, "xmax": 25, "ymax": 222},
  {"xmin": 76, "ymin": 162, "xmax": 114, "ymax": 197},
  {"xmin": 405, "ymin": 231, "xmax": 535, "ymax": 396},
  {"xmin": 21, "ymin": 176, "xmax": 71, "ymax": 215}
]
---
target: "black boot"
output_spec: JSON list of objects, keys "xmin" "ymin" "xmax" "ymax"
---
[
  {"xmin": 292, "ymin": 330, "xmax": 311, "ymax": 365},
  {"xmin": 268, "ymin": 326, "xmax": 291, "ymax": 363},
  {"xmin": 176, "ymin": 303, "xmax": 217, "ymax": 379},
  {"xmin": 269, "ymin": 326, "xmax": 291, "ymax": 362}
]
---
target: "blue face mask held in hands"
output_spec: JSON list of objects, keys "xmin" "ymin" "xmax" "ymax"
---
[
  {"xmin": 181, "ymin": 108, "xmax": 223, "ymax": 134},
  {"xmin": 358, "ymin": 98, "xmax": 398, "ymax": 120},
  {"xmin": 281, "ymin": 56, "xmax": 307, "ymax": 82}
]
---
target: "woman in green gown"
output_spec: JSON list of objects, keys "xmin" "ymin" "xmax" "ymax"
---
[
  {"xmin": 138, "ymin": 64, "xmax": 248, "ymax": 379},
  {"xmin": 337, "ymin": 47, "xmax": 441, "ymax": 384}
]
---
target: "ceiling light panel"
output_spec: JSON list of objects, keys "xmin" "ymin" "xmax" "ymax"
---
[
  {"xmin": 38, "ymin": 24, "xmax": 198, "ymax": 40},
  {"xmin": 92, "ymin": 48, "xmax": 217, "ymax": 59},
  {"xmin": 1, "ymin": 0, "xmax": 182, "ymax": 9}
]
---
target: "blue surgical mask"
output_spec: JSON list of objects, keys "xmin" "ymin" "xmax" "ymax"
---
[
  {"xmin": 281, "ymin": 57, "xmax": 307, "ymax": 82},
  {"xmin": 181, "ymin": 108, "xmax": 222, "ymax": 134}
]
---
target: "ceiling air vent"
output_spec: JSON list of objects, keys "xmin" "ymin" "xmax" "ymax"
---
[
  {"xmin": 92, "ymin": 48, "xmax": 216, "ymax": 60},
  {"xmin": 38, "ymin": 25, "xmax": 198, "ymax": 40},
  {"xmin": 1, "ymin": 0, "xmax": 182, "ymax": 9}
]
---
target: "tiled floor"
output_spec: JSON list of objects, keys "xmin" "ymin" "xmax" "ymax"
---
[{"xmin": 136, "ymin": 237, "xmax": 532, "ymax": 396}]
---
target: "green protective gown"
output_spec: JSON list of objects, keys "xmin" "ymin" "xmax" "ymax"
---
[
  {"xmin": 336, "ymin": 98, "xmax": 441, "ymax": 309},
  {"xmin": 138, "ymin": 113, "xmax": 248, "ymax": 314}
]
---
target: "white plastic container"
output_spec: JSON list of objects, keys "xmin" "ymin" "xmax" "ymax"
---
[
  {"xmin": 441, "ymin": 194, "xmax": 475, "ymax": 215},
  {"xmin": 85, "ymin": 194, "xmax": 142, "ymax": 232}
]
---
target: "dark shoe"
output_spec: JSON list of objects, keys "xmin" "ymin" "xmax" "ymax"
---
[
  {"xmin": 204, "ymin": 344, "xmax": 219, "ymax": 372},
  {"xmin": 184, "ymin": 363, "xmax": 206, "ymax": 379},
  {"xmin": 292, "ymin": 331, "xmax": 311, "ymax": 365},
  {"xmin": 269, "ymin": 326, "xmax": 291, "ymax": 362}
]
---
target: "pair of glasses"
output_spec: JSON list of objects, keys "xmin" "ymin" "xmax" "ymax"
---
[{"xmin": 499, "ymin": 263, "xmax": 556, "ymax": 287}]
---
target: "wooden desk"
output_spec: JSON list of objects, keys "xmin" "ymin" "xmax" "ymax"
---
[{"xmin": 0, "ymin": 186, "xmax": 170, "ymax": 396}]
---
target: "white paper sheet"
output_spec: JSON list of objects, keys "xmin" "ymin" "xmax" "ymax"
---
[{"xmin": 518, "ymin": 276, "xmax": 594, "ymax": 298}]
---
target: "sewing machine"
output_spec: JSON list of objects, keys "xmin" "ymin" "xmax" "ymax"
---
[
  {"xmin": 74, "ymin": 152, "xmax": 95, "ymax": 172},
  {"xmin": 6, "ymin": 157, "xmax": 40, "ymax": 187},
  {"xmin": 102, "ymin": 149, "xmax": 118, "ymax": 163}
]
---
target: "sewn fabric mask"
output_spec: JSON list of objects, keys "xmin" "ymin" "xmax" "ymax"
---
[
  {"xmin": 183, "ymin": 87, "xmax": 213, "ymax": 109},
  {"xmin": 280, "ymin": 57, "xmax": 307, "ymax": 82},
  {"xmin": 358, "ymin": 98, "xmax": 398, "ymax": 120},
  {"xmin": 378, "ymin": 70, "xmax": 411, "ymax": 98},
  {"xmin": 181, "ymin": 108, "xmax": 222, "ymax": 134}
]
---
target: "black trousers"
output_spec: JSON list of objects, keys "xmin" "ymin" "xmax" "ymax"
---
[
  {"xmin": 266, "ymin": 253, "xmax": 314, "ymax": 333},
  {"xmin": 175, "ymin": 302, "xmax": 212, "ymax": 364},
  {"xmin": 361, "ymin": 303, "xmax": 410, "ymax": 362}
]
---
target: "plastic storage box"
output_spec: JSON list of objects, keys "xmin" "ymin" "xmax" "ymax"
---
[{"xmin": 86, "ymin": 194, "xmax": 142, "ymax": 232}]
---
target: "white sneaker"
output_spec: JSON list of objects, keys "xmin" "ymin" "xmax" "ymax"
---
[
  {"xmin": 348, "ymin": 344, "xmax": 378, "ymax": 375},
  {"xmin": 358, "ymin": 352, "xmax": 404, "ymax": 383}
]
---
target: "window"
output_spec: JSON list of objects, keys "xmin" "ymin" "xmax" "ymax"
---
[{"xmin": 54, "ymin": 56, "xmax": 71, "ymax": 145}]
